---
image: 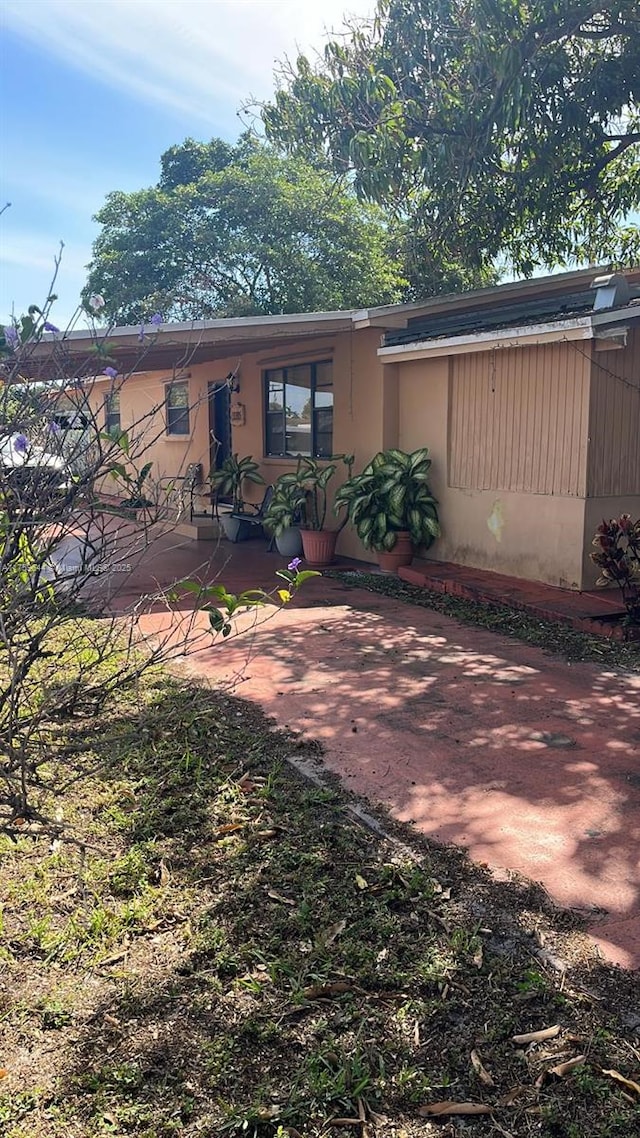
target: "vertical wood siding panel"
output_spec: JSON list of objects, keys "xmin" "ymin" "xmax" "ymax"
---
[
  {"xmin": 449, "ymin": 341, "xmax": 592, "ymax": 495},
  {"xmin": 588, "ymin": 328, "xmax": 640, "ymax": 496}
]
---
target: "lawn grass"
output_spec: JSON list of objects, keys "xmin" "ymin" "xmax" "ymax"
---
[
  {"xmin": 327, "ymin": 570, "xmax": 640, "ymax": 672},
  {"xmin": 1, "ymin": 653, "xmax": 639, "ymax": 1138}
]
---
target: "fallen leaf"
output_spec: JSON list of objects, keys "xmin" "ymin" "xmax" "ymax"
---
[
  {"xmin": 512, "ymin": 1024, "xmax": 561, "ymax": 1045},
  {"xmin": 471, "ymin": 1049, "xmax": 495, "ymax": 1087},
  {"xmin": 318, "ymin": 919, "xmax": 347, "ymax": 947},
  {"xmin": 216, "ymin": 822, "xmax": 244, "ymax": 836},
  {"xmin": 418, "ymin": 1102, "xmax": 492, "ymax": 1117},
  {"xmin": 103, "ymin": 1013, "xmax": 121, "ymax": 1029},
  {"xmin": 601, "ymin": 1069, "xmax": 640, "ymax": 1096},
  {"xmin": 255, "ymin": 828, "xmax": 278, "ymax": 840},
  {"xmin": 536, "ymin": 1055, "xmax": 586, "ymax": 1087},
  {"xmin": 327, "ymin": 1119, "xmax": 363, "ymax": 1128},
  {"xmin": 0, "ymin": 1069, "xmax": 8, "ymax": 1079},
  {"xmin": 266, "ymin": 890, "xmax": 295, "ymax": 906},
  {"xmin": 285, "ymin": 1129, "xmax": 304, "ymax": 1138},
  {"xmin": 355, "ymin": 873, "xmax": 368, "ymax": 890},
  {"xmin": 238, "ymin": 775, "xmax": 256, "ymax": 794},
  {"xmin": 497, "ymin": 1086, "xmax": 528, "ymax": 1106},
  {"xmin": 158, "ymin": 859, "xmax": 170, "ymax": 885},
  {"xmin": 302, "ymin": 981, "xmax": 353, "ymax": 1000},
  {"xmin": 473, "ymin": 944, "xmax": 484, "ymax": 969}
]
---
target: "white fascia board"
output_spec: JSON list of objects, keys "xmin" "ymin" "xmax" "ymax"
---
[{"xmin": 377, "ymin": 316, "xmax": 594, "ymax": 362}]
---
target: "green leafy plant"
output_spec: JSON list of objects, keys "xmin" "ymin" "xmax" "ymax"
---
[
  {"xmin": 110, "ymin": 459, "xmax": 154, "ymax": 510},
  {"xmin": 266, "ymin": 454, "xmax": 354, "ymax": 535},
  {"xmin": 590, "ymin": 514, "xmax": 640, "ymax": 625},
  {"xmin": 209, "ymin": 454, "xmax": 264, "ymax": 513},
  {"xmin": 175, "ymin": 559, "xmax": 319, "ymax": 636},
  {"xmin": 334, "ymin": 447, "xmax": 440, "ymax": 552}
]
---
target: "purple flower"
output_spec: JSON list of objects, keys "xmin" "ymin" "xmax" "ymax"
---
[
  {"xmin": 48, "ymin": 421, "xmax": 61, "ymax": 435},
  {"xmin": 44, "ymin": 321, "xmax": 60, "ymax": 333},
  {"xmin": 3, "ymin": 325, "xmax": 19, "ymax": 350},
  {"xmin": 103, "ymin": 366, "xmax": 118, "ymax": 378},
  {"xmin": 288, "ymin": 557, "xmax": 302, "ymax": 571},
  {"xmin": 150, "ymin": 312, "xmax": 163, "ymax": 326},
  {"xmin": 13, "ymin": 433, "xmax": 29, "ymax": 454}
]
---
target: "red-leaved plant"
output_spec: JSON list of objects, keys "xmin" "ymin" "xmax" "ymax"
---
[{"xmin": 590, "ymin": 514, "xmax": 640, "ymax": 625}]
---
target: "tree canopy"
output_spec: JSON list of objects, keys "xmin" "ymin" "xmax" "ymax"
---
[
  {"xmin": 84, "ymin": 136, "xmax": 408, "ymax": 324},
  {"xmin": 263, "ymin": 0, "xmax": 640, "ymax": 276}
]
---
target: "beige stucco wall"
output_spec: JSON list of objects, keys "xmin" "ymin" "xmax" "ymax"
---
[
  {"xmin": 395, "ymin": 344, "xmax": 593, "ymax": 589},
  {"xmin": 86, "ymin": 329, "xmax": 388, "ymax": 559}
]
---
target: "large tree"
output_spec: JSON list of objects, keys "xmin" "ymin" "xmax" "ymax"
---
[
  {"xmin": 84, "ymin": 135, "xmax": 408, "ymax": 324},
  {"xmin": 263, "ymin": 0, "xmax": 640, "ymax": 277}
]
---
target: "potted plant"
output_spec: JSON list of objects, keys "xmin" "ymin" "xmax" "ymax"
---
[
  {"xmin": 263, "ymin": 476, "xmax": 304, "ymax": 559},
  {"xmin": 334, "ymin": 447, "xmax": 440, "ymax": 572},
  {"xmin": 267, "ymin": 455, "xmax": 354, "ymax": 568},
  {"xmin": 209, "ymin": 454, "xmax": 264, "ymax": 542}
]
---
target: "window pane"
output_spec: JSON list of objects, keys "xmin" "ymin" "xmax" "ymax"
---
[
  {"xmin": 267, "ymin": 379, "xmax": 284, "ymax": 411},
  {"xmin": 314, "ymin": 407, "xmax": 333, "ymax": 457},
  {"xmin": 263, "ymin": 361, "xmax": 333, "ymax": 458},
  {"xmin": 315, "ymin": 360, "xmax": 332, "ymax": 388},
  {"xmin": 166, "ymin": 382, "xmax": 190, "ymax": 435},
  {"xmin": 167, "ymin": 382, "xmax": 188, "ymax": 408},
  {"xmin": 285, "ymin": 380, "xmax": 311, "ymax": 456},
  {"xmin": 105, "ymin": 390, "xmax": 121, "ymax": 435},
  {"xmin": 266, "ymin": 412, "xmax": 285, "ymax": 455}
]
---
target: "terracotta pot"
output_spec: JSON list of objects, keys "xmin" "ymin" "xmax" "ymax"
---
[
  {"xmin": 300, "ymin": 528, "xmax": 338, "ymax": 568},
  {"xmin": 377, "ymin": 530, "xmax": 414, "ymax": 574}
]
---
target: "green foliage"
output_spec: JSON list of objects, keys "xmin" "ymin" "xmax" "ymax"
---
[
  {"xmin": 266, "ymin": 454, "xmax": 354, "ymax": 534},
  {"xmin": 84, "ymin": 134, "xmax": 407, "ymax": 323},
  {"xmin": 209, "ymin": 453, "xmax": 264, "ymax": 512},
  {"xmin": 591, "ymin": 514, "xmax": 640, "ymax": 624},
  {"xmin": 334, "ymin": 446, "xmax": 440, "ymax": 551},
  {"xmin": 110, "ymin": 457, "xmax": 154, "ymax": 510},
  {"xmin": 263, "ymin": 1, "xmax": 640, "ymax": 280}
]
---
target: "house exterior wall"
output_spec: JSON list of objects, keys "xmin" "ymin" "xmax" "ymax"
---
[
  {"xmin": 86, "ymin": 314, "xmax": 639, "ymax": 589},
  {"xmin": 228, "ymin": 326, "xmax": 387, "ymax": 558},
  {"xmin": 87, "ymin": 329, "xmax": 388, "ymax": 560},
  {"xmin": 395, "ymin": 343, "xmax": 593, "ymax": 589},
  {"xmin": 582, "ymin": 325, "xmax": 640, "ymax": 586}
]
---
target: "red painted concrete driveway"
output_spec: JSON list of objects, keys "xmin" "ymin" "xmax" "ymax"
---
[{"xmin": 131, "ymin": 555, "xmax": 640, "ymax": 971}]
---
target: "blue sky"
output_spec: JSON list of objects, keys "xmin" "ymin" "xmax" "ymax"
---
[{"xmin": 0, "ymin": 0, "xmax": 374, "ymax": 326}]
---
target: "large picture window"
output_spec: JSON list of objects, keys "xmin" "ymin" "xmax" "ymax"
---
[
  {"xmin": 264, "ymin": 360, "xmax": 333, "ymax": 458},
  {"xmin": 104, "ymin": 390, "xmax": 121, "ymax": 436},
  {"xmin": 166, "ymin": 381, "xmax": 190, "ymax": 436}
]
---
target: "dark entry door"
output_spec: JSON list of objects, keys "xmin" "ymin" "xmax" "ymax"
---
[{"xmin": 208, "ymin": 382, "xmax": 231, "ymax": 472}]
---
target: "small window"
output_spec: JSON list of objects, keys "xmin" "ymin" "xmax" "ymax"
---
[
  {"xmin": 105, "ymin": 390, "xmax": 121, "ymax": 436},
  {"xmin": 166, "ymin": 381, "xmax": 190, "ymax": 436},
  {"xmin": 264, "ymin": 360, "xmax": 333, "ymax": 458}
]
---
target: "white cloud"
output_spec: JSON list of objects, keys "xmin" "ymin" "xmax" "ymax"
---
[{"xmin": 3, "ymin": 0, "xmax": 376, "ymax": 126}]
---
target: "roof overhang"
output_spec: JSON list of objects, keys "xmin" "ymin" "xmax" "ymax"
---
[{"xmin": 378, "ymin": 305, "xmax": 640, "ymax": 363}]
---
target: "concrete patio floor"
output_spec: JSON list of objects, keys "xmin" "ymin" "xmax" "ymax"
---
[{"xmin": 98, "ymin": 528, "xmax": 640, "ymax": 969}]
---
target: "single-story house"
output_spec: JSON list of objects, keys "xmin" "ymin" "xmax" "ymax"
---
[{"xmin": 36, "ymin": 265, "xmax": 640, "ymax": 590}]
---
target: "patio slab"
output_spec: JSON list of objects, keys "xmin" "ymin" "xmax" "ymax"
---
[{"xmin": 99, "ymin": 531, "xmax": 640, "ymax": 969}]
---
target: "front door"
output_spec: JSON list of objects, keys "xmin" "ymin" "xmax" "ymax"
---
[{"xmin": 208, "ymin": 381, "xmax": 231, "ymax": 473}]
